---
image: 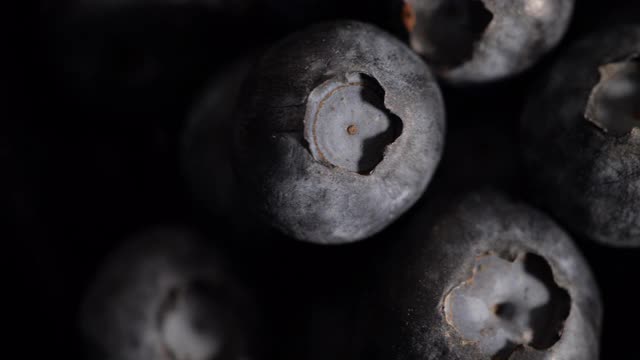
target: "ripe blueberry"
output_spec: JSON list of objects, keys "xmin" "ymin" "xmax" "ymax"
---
[
  {"xmin": 364, "ymin": 191, "xmax": 602, "ymax": 359},
  {"xmin": 522, "ymin": 25, "xmax": 640, "ymax": 246},
  {"xmin": 80, "ymin": 228, "xmax": 257, "ymax": 360},
  {"xmin": 400, "ymin": 0, "xmax": 574, "ymax": 84},
  {"xmin": 233, "ymin": 21, "xmax": 445, "ymax": 244}
]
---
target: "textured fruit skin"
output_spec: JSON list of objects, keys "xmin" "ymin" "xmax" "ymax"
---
[
  {"xmin": 404, "ymin": 0, "xmax": 574, "ymax": 84},
  {"xmin": 522, "ymin": 25, "xmax": 640, "ymax": 247},
  {"xmin": 80, "ymin": 228, "xmax": 256, "ymax": 360},
  {"xmin": 233, "ymin": 21, "xmax": 445, "ymax": 244},
  {"xmin": 364, "ymin": 191, "xmax": 602, "ymax": 360}
]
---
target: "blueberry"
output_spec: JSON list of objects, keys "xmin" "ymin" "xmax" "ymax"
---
[
  {"xmin": 232, "ymin": 21, "xmax": 445, "ymax": 244},
  {"xmin": 400, "ymin": 0, "xmax": 574, "ymax": 84},
  {"xmin": 80, "ymin": 228, "xmax": 257, "ymax": 360},
  {"xmin": 522, "ymin": 25, "xmax": 640, "ymax": 247},
  {"xmin": 364, "ymin": 191, "xmax": 601, "ymax": 359}
]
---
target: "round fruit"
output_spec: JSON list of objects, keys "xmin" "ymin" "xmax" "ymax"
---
[
  {"xmin": 80, "ymin": 228, "xmax": 256, "ymax": 360},
  {"xmin": 233, "ymin": 21, "xmax": 445, "ymax": 244},
  {"xmin": 400, "ymin": 0, "xmax": 574, "ymax": 84},
  {"xmin": 522, "ymin": 24, "xmax": 640, "ymax": 246},
  {"xmin": 365, "ymin": 191, "xmax": 602, "ymax": 359}
]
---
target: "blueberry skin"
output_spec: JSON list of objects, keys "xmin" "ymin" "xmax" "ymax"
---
[
  {"xmin": 364, "ymin": 191, "xmax": 601, "ymax": 360},
  {"xmin": 522, "ymin": 25, "xmax": 640, "ymax": 247},
  {"xmin": 80, "ymin": 228, "xmax": 256, "ymax": 360},
  {"xmin": 233, "ymin": 21, "xmax": 445, "ymax": 244},
  {"xmin": 401, "ymin": 0, "xmax": 574, "ymax": 84}
]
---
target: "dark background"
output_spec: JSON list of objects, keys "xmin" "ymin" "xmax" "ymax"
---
[{"xmin": 10, "ymin": 0, "xmax": 640, "ymax": 358}]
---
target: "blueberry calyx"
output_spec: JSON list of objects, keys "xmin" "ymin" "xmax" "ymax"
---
[
  {"xmin": 158, "ymin": 281, "xmax": 228, "ymax": 360},
  {"xmin": 303, "ymin": 72, "xmax": 402, "ymax": 175},
  {"xmin": 585, "ymin": 55, "xmax": 640, "ymax": 137},
  {"xmin": 443, "ymin": 252, "xmax": 571, "ymax": 359},
  {"xmin": 405, "ymin": 0, "xmax": 494, "ymax": 70}
]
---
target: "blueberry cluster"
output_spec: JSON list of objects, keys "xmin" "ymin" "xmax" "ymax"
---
[{"xmin": 15, "ymin": 1, "xmax": 640, "ymax": 359}]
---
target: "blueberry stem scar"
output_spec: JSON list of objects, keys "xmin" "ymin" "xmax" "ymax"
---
[
  {"xmin": 304, "ymin": 72, "xmax": 402, "ymax": 174},
  {"xmin": 585, "ymin": 57, "xmax": 640, "ymax": 136},
  {"xmin": 444, "ymin": 252, "xmax": 570, "ymax": 359}
]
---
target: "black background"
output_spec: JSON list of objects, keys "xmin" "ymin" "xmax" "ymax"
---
[{"xmin": 10, "ymin": 0, "xmax": 640, "ymax": 358}]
